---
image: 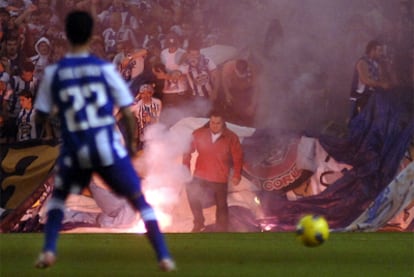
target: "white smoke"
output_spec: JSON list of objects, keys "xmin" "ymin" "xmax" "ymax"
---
[
  {"xmin": 136, "ymin": 122, "xmax": 192, "ymax": 197},
  {"xmin": 131, "ymin": 120, "xmax": 193, "ymax": 230},
  {"xmin": 202, "ymin": 0, "xmax": 402, "ymax": 131}
]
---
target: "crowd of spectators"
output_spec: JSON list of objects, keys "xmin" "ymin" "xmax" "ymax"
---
[
  {"xmin": 0, "ymin": 0, "xmax": 413, "ymax": 145},
  {"xmin": 0, "ymin": 0, "xmax": 260, "ymax": 145},
  {"xmin": 0, "ymin": 0, "xmax": 413, "ymax": 235}
]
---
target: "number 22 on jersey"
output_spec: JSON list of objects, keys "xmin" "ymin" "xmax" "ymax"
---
[{"xmin": 60, "ymin": 82, "xmax": 114, "ymax": 132}]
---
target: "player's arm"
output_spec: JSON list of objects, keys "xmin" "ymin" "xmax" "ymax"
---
[
  {"xmin": 34, "ymin": 65, "xmax": 56, "ymax": 126},
  {"xmin": 102, "ymin": 63, "xmax": 137, "ymax": 156}
]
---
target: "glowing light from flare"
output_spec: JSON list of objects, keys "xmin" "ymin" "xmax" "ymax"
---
[
  {"xmin": 127, "ymin": 210, "xmax": 173, "ymax": 234},
  {"xmin": 129, "ymin": 123, "xmax": 192, "ymax": 233}
]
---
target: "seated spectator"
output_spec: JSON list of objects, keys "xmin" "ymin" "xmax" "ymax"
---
[
  {"xmin": 97, "ymin": 0, "xmax": 140, "ymax": 30},
  {"xmin": 131, "ymin": 83, "xmax": 162, "ymax": 150},
  {"xmin": 44, "ymin": 22, "xmax": 65, "ymax": 43},
  {"xmin": 121, "ymin": 38, "xmax": 164, "ymax": 97},
  {"xmin": 113, "ymin": 39, "xmax": 146, "ymax": 78},
  {"xmin": 102, "ymin": 12, "xmax": 139, "ymax": 61},
  {"xmin": 348, "ymin": 40, "xmax": 391, "ymax": 120},
  {"xmin": 0, "ymin": 62, "xmax": 10, "ymax": 86},
  {"xmin": 178, "ymin": 40, "xmax": 219, "ymax": 117},
  {"xmin": 169, "ymin": 19, "xmax": 194, "ymax": 50},
  {"xmin": 115, "ymin": 45, "xmax": 148, "ymax": 93},
  {"xmin": 35, "ymin": 0, "xmax": 56, "ymax": 14},
  {"xmin": 0, "ymin": 7, "xmax": 10, "ymax": 41},
  {"xmin": 152, "ymin": 61, "xmax": 189, "ymax": 127},
  {"xmin": 55, "ymin": 0, "xmax": 107, "ymax": 24},
  {"xmin": 29, "ymin": 36, "xmax": 52, "ymax": 80},
  {"xmin": 16, "ymin": 89, "xmax": 40, "ymax": 142},
  {"xmin": 152, "ymin": 2, "xmax": 175, "ymax": 37},
  {"xmin": 142, "ymin": 41, "xmax": 163, "ymax": 100},
  {"xmin": 50, "ymin": 38, "xmax": 67, "ymax": 63},
  {"xmin": 160, "ymin": 33, "xmax": 186, "ymax": 73},
  {"xmin": 0, "ymin": 34, "xmax": 26, "ymax": 76},
  {"xmin": 3, "ymin": 61, "xmax": 38, "ymax": 142},
  {"xmin": 4, "ymin": 0, "xmax": 27, "ymax": 17},
  {"xmin": 142, "ymin": 21, "xmax": 164, "ymax": 50},
  {"xmin": 15, "ymin": 5, "xmax": 46, "ymax": 53},
  {"xmin": 37, "ymin": 7, "xmax": 59, "ymax": 27},
  {"xmin": 144, "ymin": 38, "xmax": 162, "ymax": 68}
]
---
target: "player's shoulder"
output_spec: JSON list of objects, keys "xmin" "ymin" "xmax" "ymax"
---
[
  {"xmin": 74, "ymin": 55, "xmax": 116, "ymax": 75},
  {"xmin": 58, "ymin": 53, "xmax": 108, "ymax": 65}
]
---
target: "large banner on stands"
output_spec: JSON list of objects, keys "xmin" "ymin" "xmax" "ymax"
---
[
  {"xmin": 242, "ymin": 132, "xmax": 303, "ymax": 193},
  {"xmin": 0, "ymin": 141, "xmax": 59, "ymax": 232}
]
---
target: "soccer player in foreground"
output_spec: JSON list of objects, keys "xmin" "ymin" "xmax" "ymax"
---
[{"xmin": 33, "ymin": 11, "xmax": 176, "ymax": 272}]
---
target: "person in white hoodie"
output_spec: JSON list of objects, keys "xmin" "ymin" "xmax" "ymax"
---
[{"xmin": 29, "ymin": 36, "xmax": 52, "ymax": 80}]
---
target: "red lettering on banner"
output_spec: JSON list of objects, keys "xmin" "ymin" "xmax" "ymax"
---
[{"xmin": 261, "ymin": 165, "xmax": 302, "ymax": 191}]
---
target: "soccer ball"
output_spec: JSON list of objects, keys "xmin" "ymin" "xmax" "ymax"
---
[{"xmin": 296, "ymin": 215, "xmax": 330, "ymax": 247}]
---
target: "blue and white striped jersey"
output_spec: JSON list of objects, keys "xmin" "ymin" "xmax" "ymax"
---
[{"xmin": 35, "ymin": 52, "xmax": 133, "ymax": 168}]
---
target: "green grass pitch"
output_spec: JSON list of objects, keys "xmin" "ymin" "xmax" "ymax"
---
[{"xmin": 0, "ymin": 232, "xmax": 413, "ymax": 276}]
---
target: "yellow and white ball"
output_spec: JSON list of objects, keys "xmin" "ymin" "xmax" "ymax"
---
[{"xmin": 296, "ymin": 215, "xmax": 330, "ymax": 247}]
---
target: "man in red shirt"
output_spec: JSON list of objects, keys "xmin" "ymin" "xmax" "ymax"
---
[{"xmin": 183, "ymin": 111, "xmax": 243, "ymax": 232}]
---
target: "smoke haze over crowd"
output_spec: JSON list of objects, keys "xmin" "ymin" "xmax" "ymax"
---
[{"xmin": 200, "ymin": 0, "xmax": 412, "ymax": 132}]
